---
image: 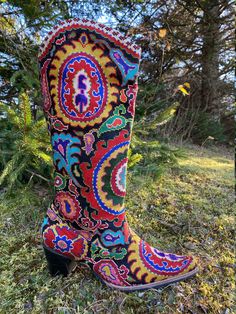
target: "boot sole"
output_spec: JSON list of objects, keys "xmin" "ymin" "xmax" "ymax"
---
[{"xmin": 103, "ymin": 267, "xmax": 198, "ymax": 292}]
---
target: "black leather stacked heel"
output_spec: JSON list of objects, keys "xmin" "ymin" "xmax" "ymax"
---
[{"xmin": 44, "ymin": 246, "xmax": 77, "ymax": 277}]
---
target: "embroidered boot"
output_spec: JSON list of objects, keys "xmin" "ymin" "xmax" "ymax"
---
[{"xmin": 39, "ymin": 18, "xmax": 198, "ymax": 292}]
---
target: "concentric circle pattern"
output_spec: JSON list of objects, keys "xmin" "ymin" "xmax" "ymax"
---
[
  {"xmin": 49, "ymin": 38, "xmax": 119, "ymax": 127},
  {"xmin": 93, "ymin": 141, "xmax": 129, "ymax": 215}
]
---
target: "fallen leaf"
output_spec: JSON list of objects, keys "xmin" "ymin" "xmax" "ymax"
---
[
  {"xmin": 159, "ymin": 28, "xmax": 167, "ymax": 38},
  {"xmin": 178, "ymin": 85, "xmax": 190, "ymax": 96}
]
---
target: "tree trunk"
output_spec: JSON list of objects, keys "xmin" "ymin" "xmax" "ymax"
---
[{"xmin": 201, "ymin": 0, "xmax": 221, "ymax": 114}]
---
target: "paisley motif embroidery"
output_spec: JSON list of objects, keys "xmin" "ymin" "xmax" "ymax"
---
[
  {"xmin": 98, "ymin": 105, "xmax": 132, "ymax": 136},
  {"xmin": 54, "ymin": 172, "xmax": 67, "ymax": 190},
  {"xmin": 55, "ymin": 191, "xmax": 82, "ymax": 222},
  {"xmin": 52, "ymin": 133, "xmax": 81, "ymax": 186},
  {"xmin": 82, "ymin": 132, "xmax": 95, "ymax": 155},
  {"xmin": 52, "ymin": 119, "xmax": 69, "ymax": 131},
  {"xmin": 93, "ymin": 260, "xmax": 130, "ymax": 286},
  {"xmin": 110, "ymin": 49, "xmax": 139, "ymax": 86}
]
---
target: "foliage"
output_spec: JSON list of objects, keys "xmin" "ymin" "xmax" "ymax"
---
[
  {"xmin": 129, "ymin": 135, "xmax": 186, "ymax": 179},
  {"xmin": 191, "ymin": 112, "xmax": 227, "ymax": 145},
  {"xmin": 0, "ymin": 142, "xmax": 234, "ymax": 313},
  {"xmin": 0, "ymin": 93, "xmax": 52, "ymax": 190},
  {"xmin": 135, "ymin": 83, "xmax": 168, "ymax": 118},
  {"xmin": 130, "ymin": 0, "xmax": 234, "ymax": 142}
]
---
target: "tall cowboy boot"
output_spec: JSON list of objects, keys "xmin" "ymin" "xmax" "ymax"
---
[{"xmin": 39, "ymin": 18, "xmax": 198, "ymax": 291}]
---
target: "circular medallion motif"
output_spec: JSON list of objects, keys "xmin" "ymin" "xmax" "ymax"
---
[
  {"xmin": 49, "ymin": 39, "xmax": 119, "ymax": 127},
  {"xmin": 59, "ymin": 53, "xmax": 107, "ymax": 121},
  {"xmin": 93, "ymin": 141, "xmax": 129, "ymax": 215},
  {"xmin": 43, "ymin": 223, "xmax": 89, "ymax": 260},
  {"xmin": 53, "ymin": 235, "xmax": 73, "ymax": 253}
]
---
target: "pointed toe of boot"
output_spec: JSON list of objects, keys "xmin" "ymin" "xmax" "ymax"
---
[{"xmin": 92, "ymin": 231, "xmax": 199, "ymax": 292}]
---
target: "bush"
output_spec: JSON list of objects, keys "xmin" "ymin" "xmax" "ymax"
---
[
  {"xmin": 0, "ymin": 93, "xmax": 52, "ymax": 191},
  {"xmin": 191, "ymin": 112, "xmax": 227, "ymax": 145}
]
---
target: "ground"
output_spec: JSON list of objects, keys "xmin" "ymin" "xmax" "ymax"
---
[{"xmin": 0, "ymin": 142, "xmax": 234, "ymax": 314}]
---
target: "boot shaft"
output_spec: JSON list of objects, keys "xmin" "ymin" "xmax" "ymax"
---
[{"xmin": 39, "ymin": 19, "xmax": 141, "ymax": 231}]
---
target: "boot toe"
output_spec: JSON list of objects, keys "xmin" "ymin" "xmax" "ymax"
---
[{"xmin": 127, "ymin": 231, "xmax": 198, "ymax": 289}]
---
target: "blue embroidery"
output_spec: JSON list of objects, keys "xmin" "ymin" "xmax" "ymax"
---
[
  {"xmin": 101, "ymin": 230, "xmax": 125, "ymax": 246},
  {"xmin": 110, "ymin": 49, "xmax": 139, "ymax": 85},
  {"xmin": 61, "ymin": 55, "xmax": 104, "ymax": 117},
  {"xmin": 41, "ymin": 216, "xmax": 49, "ymax": 234},
  {"xmin": 53, "ymin": 235, "xmax": 73, "ymax": 253},
  {"xmin": 142, "ymin": 242, "xmax": 187, "ymax": 272},
  {"xmin": 52, "ymin": 133, "xmax": 81, "ymax": 185}
]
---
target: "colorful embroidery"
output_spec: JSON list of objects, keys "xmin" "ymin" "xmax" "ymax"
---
[
  {"xmin": 110, "ymin": 158, "xmax": 128, "ymax": 197},
  {"xmin": 68, "ymin": 179, "xmax": 79, "ymax": 196},
  {"xmin": 52, "ymin": 119, "xmax": 69, "ymax": 131},
  {"xmin": 52, "ymin": 133, "xmax": 81, "ymax": 186},
  {"xmin": 128, "ymin": 231, "xmax": 193, "ymax": 283},
  {"xmin": 93, "ymin": 260, "xmax": 130, "ymax": 286},
  {"xmin": 40, "ymin": 59, "xmax": 52, "ymax": 112},
  {"xmin": 43, "ymin": 223, "xmax": 88, "ymax": 260},
  {"xmin": 98, "ymin": 105, "xmax": 131, "ymax": 136},
  {"xmin": 38, "ymin": 19, "xmax": 142, "ymax": 61},
  {"xmin": 40, "ymin": 18, "xmax": 197, "ymax": 290},
  {"xmin": 110, "ymin": 49, "xmax": 139, "ymax": 86},
  {"xmin": 91, "ymin": 242, "xmax": 127, "ymax": 260},
  {"xmin": 93, "ymin": 141, "xmax": 129, "ymax": 215},
  {"xmin": 55, "ymin": 191, "xmax": 82, "ymax": 222},
  {"xmin": 82, "ymin": 132, "xmax": 95, "ymax": 155},
  {"xmin": 126, "ymin": 83, "xmax": 138, "ymax": 116},
  {"xmin": 49, "ymin": 39, "xmax": 119, "ymax": 127},
  {"xmin": 101, "ymin": 230, "xmax": 125, "ymax": 247},
  {"xmin": 54, "ymin": 173, "xmax": 67, "ymax": 190}
]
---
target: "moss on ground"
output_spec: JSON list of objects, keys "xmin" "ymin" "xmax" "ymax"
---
[{"xmin": 0, "ymin": 143, "xmax": 234, "ymax": 314}]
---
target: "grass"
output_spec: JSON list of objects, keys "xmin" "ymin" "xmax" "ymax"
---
[{"xmin": 0, "ymin": 142, "xmax": 234, "ymax": 314}]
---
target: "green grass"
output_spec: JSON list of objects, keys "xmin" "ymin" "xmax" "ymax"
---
[{"xmin": 0, "ymin": 143, "xmax": 234, "ymax": 314}]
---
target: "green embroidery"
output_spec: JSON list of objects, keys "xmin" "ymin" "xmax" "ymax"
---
[{"xmin": 98, "ymin": 105, "xmax": 132, "ymax": 136}]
